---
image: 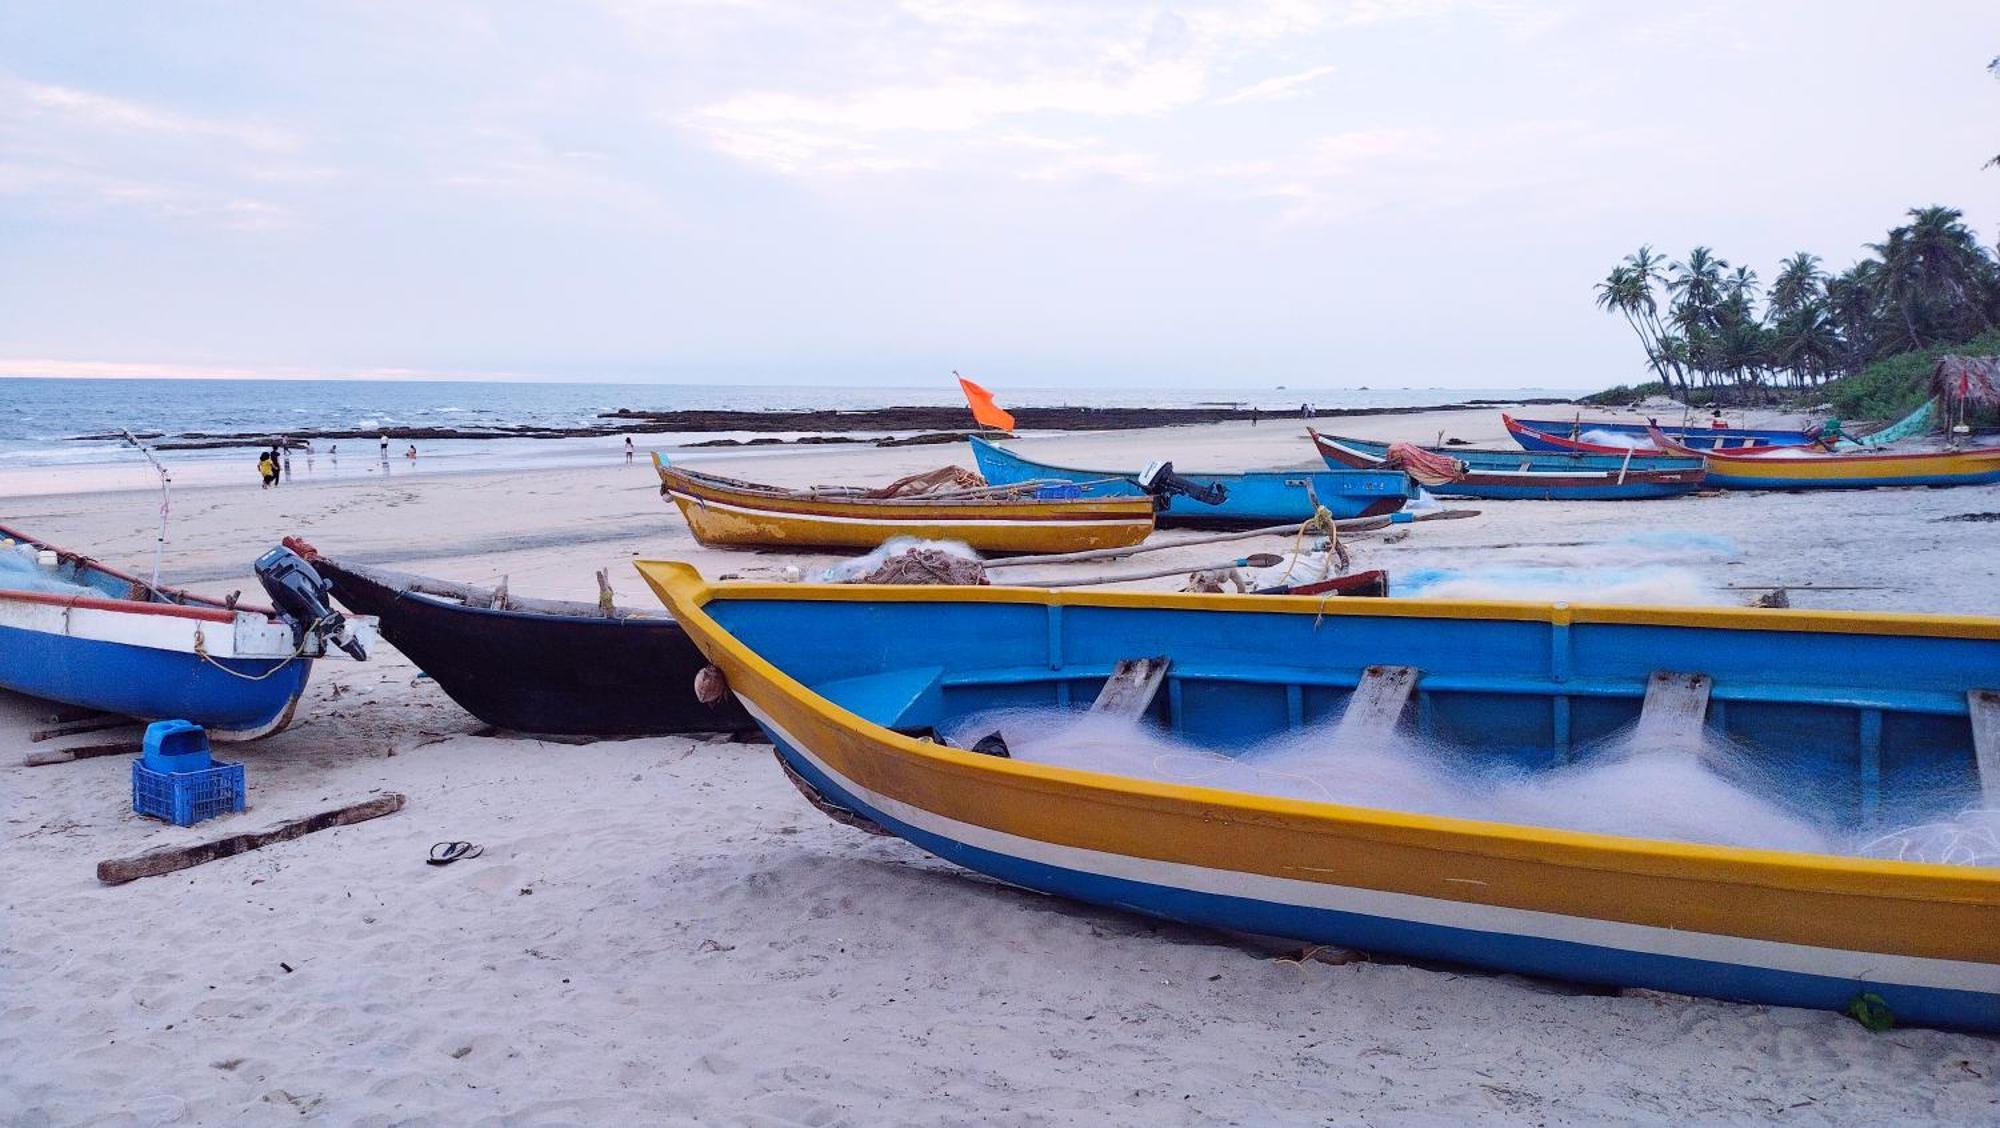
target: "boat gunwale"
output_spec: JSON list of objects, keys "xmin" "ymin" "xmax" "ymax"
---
[
  {"xmin": 1647, "ymin": 427, "xmax": 2000, "ymax": 468},
  {"xmin": 967, "ymin": 434, "xmax": 1412, "ymax": 490},
  {"xmin": 654, "ymin": 459, "xmax": 1156, "ymax": 518},
  {"xmin": 637, "ymin": 560, "xmax": 2000, "ymax": 899},
  {"xmin": 1307, "ymin": 429, "xmax": 1705, "ymax": 484}
]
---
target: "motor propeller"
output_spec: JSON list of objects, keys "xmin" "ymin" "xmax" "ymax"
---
[
  {"xmin": 1136, "ymin": 460, "xmax": 1228, "ymax": 508},
  {"xmin": 253, "ymin": 545, "xmax": 368, "ymax": 660}
]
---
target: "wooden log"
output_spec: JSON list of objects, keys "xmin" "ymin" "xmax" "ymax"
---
[
  {"xmin": 24, "ymin": 741, "xmax": 141, "ymax": 768},
  {"xmin": 1090, "ymin": 657, "xmax": 1172, "ymax": 718},
  {"xmin": 97, "ymin": 793, "xmax": 407, "ymax": 885},
  {"xmin": 30, "ymin": 714, "xmax": 133, "ymax": 743}
]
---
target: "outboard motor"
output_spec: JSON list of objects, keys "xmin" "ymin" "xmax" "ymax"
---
[
  {"xmin": 254, "ymin": 545, "xmax": 368, "ymax": 660},
  {"xmin": 1137, "ymin": 460, "xmax": 1228, "ymax": 509}
]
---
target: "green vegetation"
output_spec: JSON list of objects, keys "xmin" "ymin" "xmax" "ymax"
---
[
  {"xmin": 1593, "ymin": 207, "xmax": 1999, "ymax": 404},
  {"xmin": 1591, "ymin": 60, "xmax": 1999, "ymax": 409},
  {"xmin": 1817, "ymin": 329, "xmax": 2000, "ymax": 420}
]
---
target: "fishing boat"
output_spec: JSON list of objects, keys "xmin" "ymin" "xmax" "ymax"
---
[
  {"xmin": 0, "ymin": 525, "xmax": 366, "ymax": 740},
  {"xmin": 640, "ymin": 561, "xmax": 2000, "ymax": 1031},
  {"xmin": 1646, "ymin": 427, "xmax": 2000, "ymax": 490},
  {"xmin": 1507, "ymin": 415, "xmax": 1811, "ymax": 453},
  {"xmin": 1309, "ymin": 429, "xmax": 1705, "ymax": 501},
  {"xmin": 291, "ymin": 539, "xmax": 750, "ymax": 736},
  {"xmin": 655, "ymin": 457, "xmax": 1157, "ymax": 554},
  {"xmin": 967, "ymin": 436, "xmax": 1414, "ymax": 526}
]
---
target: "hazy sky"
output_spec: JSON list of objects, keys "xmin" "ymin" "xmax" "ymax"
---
[{"xmin": 1, "ymin": 1, "xmax": 1995, "ymax": 389}]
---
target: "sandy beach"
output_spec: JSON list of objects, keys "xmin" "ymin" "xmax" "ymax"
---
[{"xmin": 5, "ymin": 406, "xmax": 1998, "ymax": 1126}]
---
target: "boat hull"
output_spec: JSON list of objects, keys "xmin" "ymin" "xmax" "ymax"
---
[
  {"xmin": 640, "ymin": 563, "xmax": 2000, "ymax": 1031},
  {"xmin": 312, "ymin": 557, "xmax": 750, "ymax": 736},
  {"xmin": 1646, "ymin": 429, "xmax": 2000, "ymax": 490},
  {"xmin": 1311, "ymin": 431, "xmax": 1704, "ymax": 500},
  {"xmin": 657, "ymin": 462, "xmax": 1156, "ymax": 553},
  {"xmin": 968, "ymin": 437, "xmax": 1413, "ymax": 526},
  {"xmin": 0, "ymin": 593, "xmax": 310, "ymax": 740},
  {"xmin": 1509, "ymin": 416, "xmax": 1806, "ymax": 453}
]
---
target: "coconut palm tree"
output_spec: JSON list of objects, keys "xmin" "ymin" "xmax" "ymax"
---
[
  {"xmin": 1768, "ymin": 253, "xmax": 1825, "ymax": 321},
  {"xmin": 1668, "ymin": 248, "xmax": 1728, "ymax": 385}
]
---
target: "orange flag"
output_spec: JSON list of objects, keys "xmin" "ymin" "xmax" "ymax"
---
[{"xmin": 956, "ymin": 372, "xmax": 1016, "ymax": 432}]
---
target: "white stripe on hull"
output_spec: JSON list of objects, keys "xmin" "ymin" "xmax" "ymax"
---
[{"xmin": 741, "ymin": 697, "xmax": 1997, "ymax": 996}]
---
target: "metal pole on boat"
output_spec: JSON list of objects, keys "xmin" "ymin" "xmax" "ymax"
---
[{"xmin": 120, "ymin": 429, "xmax": 171, "ymax": 593}]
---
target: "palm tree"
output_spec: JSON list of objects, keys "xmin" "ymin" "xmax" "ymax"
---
[
  {"xmin": 1594, "ymin": 249, "xmax": 1685, "ymax": 392},
  {"xmin": 1668, "ymin": 248, "xmax": 1728, "ymax": 385},
  {"xmin": 1768, "ymin": 253, "xmax": 1824, "ymax": 321}
]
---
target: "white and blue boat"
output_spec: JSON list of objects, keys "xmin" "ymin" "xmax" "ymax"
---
[
  {"xmin": 0, "ymin": 526, "xmax": 366, "ymax": 740},
  {"xmin": 967, "ymin": 436, "xmax": 1413, "ymax": 526}
]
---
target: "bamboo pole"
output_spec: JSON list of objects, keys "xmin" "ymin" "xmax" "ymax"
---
[{"xmin": 984, "ymin": 508, "xmax": 1479, "ymax": 569}]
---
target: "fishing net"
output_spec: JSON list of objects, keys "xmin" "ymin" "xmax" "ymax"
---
[
  {"xmin": 1382, "ymin": 443, "xmax": 1467, "ymax": 487},
  {"xmin": 863, "ymin": 466, "xmax": 988, "ymax": 498}
]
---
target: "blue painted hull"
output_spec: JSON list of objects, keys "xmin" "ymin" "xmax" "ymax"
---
[
  {"xmin": 0, "ymin": 621, "xmax": 311, "ymax": 736},
  {"xmin": 1513, "ymin": 418, "xmax": 1805, "ymax": 453},
  {"xmin": 1313, "ymin": 433, "xmax": 1704, "ymax": 500},
  {"xmin": 968, "ymin": 437, "xmax": 1413, "ymax": 525},
  {"xmin": 771, "ymin": 733, "xmax": 1996, "ymax": 1032}
]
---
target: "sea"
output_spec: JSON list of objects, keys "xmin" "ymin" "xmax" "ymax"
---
[{"xmin": 0, "ymin": 377, "xmax": 1574, "ymax": 495}]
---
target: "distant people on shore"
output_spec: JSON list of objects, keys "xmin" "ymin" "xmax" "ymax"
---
[
  {"xmin": 625, "ymin": 436, "xmax": 634, "ymax": 461},
  {"xmin": 257, "ymin": 450, "xmax": 276, "ymax": 489},
  {"xmin": 269, "ymin": 444, "xmax": 283, "ymax": 485},
  {"xmin": 328, "ymin": 443, "xmax": 338, "ymax": 462},
  {"xmin": 379, "ymin": 435, "xmax": 389, "ymax": 461},
  {"xmin": 405, "ymin": 444, "xmax": 418, "ymax": 461},
  {"xmin": 1710, "ymin": 410, "xmax": 1728, "ymax": 430}
]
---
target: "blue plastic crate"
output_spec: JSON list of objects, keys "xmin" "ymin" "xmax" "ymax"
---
[{"xmin": 132, "ymin": 758, "xmax": 246, "ymax": 827}]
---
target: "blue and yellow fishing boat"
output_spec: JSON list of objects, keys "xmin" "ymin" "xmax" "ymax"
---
[
  {"xmin": 967, "ymin": 436, "xmax": 1414, "ymax": 526},
  {"xmin": 1310, "ymin": 429, "xmax": 1706, "ymax": 500},
  {"xmin": 640, "ymin": 561, "xmax": 2000, "ymax": 1031},
  {"xmin": 1647, "ymin": 427, "xmax": 2000, "ymax": 490}
]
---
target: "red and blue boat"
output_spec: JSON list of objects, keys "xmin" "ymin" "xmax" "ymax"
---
[{"xmin": 1505, "ymin": 414, "xmax": 1807, "ymax": 455}]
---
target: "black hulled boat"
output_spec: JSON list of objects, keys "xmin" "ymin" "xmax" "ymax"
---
[{"xmin": 289, "ymin": 539, "xmax": 751, "ymax": 736}]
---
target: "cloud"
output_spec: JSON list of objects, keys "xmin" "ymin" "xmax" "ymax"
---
[{"xmin": 1215, "ymin": 65, "xmax": 1338, "ymax": 106}]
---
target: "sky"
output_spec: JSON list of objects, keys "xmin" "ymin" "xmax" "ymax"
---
[{"xmin": 0, "ymin": 1, "xmax": 1995, "ymax": 391}]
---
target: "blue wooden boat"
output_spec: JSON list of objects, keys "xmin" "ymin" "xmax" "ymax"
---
[
  {"xmin": 0, "ymin": 525, "xmax": 361, "ymax": 740},
  {"xmin": 642, "ymin": 561, "xmax": 2000, "ymax": 1032},
  {"xmin": 1310, "ymin": 429, "xmax": 1706, "ymax": 500},
  {"xmin": 1508, "ymin": 414, "xmax": 1810, "ymax": 453},
  {"xmin": 967, "ymin": 436, "xmax": 1414, "ymax": 526}
]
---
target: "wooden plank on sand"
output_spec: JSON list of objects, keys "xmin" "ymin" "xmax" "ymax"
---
[
  {"xmin": 23, "ymin": 741, "xmax": 140, "ymax": 767},
  {"xmin": 97, "ymin": 793, "xmax": 407, "ymax": 885}
]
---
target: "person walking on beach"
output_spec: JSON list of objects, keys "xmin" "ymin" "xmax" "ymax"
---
[
  {"xmin": 379, "ymin": 435, "xmax": 389, "ymax": 461},
  {"xmin": 257, "ymin": 450, "xmax": 276, "ymax": 489},
  {"xmin": 406, "ymin": 444, "xmax": 418, "ymax": 461},
  {"xmin": 269, "ymin": 444, "xmax": 283, "ymax": 485},
  {"xmin": 624, "ymin": 436, "xmax": 635, "ymax": 461}
]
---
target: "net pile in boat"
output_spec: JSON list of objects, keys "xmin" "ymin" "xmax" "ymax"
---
[
  {"xmin": 864, "ymin": 466, "xmax": 988, "ymax": 498},
  {"xmin": 859, "ymin": 547, "xmax": 989, "ymax": 586},
  {"xmin": 1383, "ymin": 442, "xmax": 1467, "ymax": 487}
]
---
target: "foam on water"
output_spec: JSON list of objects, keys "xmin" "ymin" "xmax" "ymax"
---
[{"xmin": 938, "ymin": 705, "xmax": 1992, "ymax": 866}]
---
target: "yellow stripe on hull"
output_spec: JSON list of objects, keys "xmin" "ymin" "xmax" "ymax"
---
[
  {"xmin": 636, "ymin": 562, "xmax": 2000, "ymax": 976},
  {"xmin": 666, "ymin": 490, "xmax": 1155, "ymax": 553}
]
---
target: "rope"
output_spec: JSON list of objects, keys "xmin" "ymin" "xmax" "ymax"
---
[{"xmin": 191, "ymin": 613, "xmax": 339, "ymax": 680}]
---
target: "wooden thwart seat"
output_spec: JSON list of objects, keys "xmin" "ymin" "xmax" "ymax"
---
[
  {"xmin": 1333, "ymin": 665, "xmax": 1420, "ymax": 750},
  {"xmin": 1633, "ymin": 671, "xmax": 1713, "ymax": 754},
  {"xmin": 1090, "ymin": 657, "xmax": 1172, "ymax": 719}
]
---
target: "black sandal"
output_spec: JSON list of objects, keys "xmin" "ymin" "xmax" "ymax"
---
[{"xmin": 428, "ymin": 841, "xmax": 483, "ymax": 866}]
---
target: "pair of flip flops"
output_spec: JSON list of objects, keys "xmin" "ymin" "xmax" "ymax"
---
[{"xmin": 427, "ymin": 841, "xmax": 483, "ymax": 866}]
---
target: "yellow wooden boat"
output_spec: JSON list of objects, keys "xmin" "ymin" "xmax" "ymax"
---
[
  {"xmin": 639, "ymin": 561, "xmax": 2000, "ymax": 1030},
  {"xmin": 653, "ymin": 456, "xmax": 1155, "ymax": 553}
]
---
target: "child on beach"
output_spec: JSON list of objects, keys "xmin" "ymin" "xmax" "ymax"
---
[
  {"xmin": 257, "ymin": 451, "xmax": 275, "ymax": 489},
  {"xmin": 405, "ymin": 444, "xmax": 417, "ymax": 460}
]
